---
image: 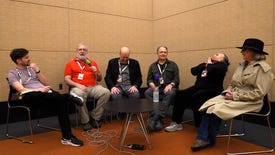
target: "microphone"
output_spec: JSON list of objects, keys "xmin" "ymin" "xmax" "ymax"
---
[
  {"xmin": 85, "ymin": 59, "xmax": 97, "ymax": 74},
  {"xmin": 85, "ymin": 59, "xmax": 91, "ymax": 66}
]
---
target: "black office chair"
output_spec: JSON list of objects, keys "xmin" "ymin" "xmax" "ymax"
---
[
  {"xmin": 226, "ymin": 94, "xmax": 274, "ymax": 155},
  {"xmin": 6, "ymin": 78, "xmax": 59, "ymax": 144}
]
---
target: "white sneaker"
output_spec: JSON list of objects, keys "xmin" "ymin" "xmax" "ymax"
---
[
  {"xmin": 164, "ymin": 122, "xmax": 183, "ymax": 132},
  {"xmin": 61, "ymin": 135, "xmax": 83, "ymax": 147}
]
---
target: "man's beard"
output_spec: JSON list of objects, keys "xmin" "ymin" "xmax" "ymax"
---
[
  {"xmin": 23, "ymin": 61, "xmax": 30, "ymax": 66},
  {"xmin": 78, "ymin": 55, "xmax": 87, "ymax": 61}
]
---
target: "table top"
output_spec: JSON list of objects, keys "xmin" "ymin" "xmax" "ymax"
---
[{"xmin": 104, "ymin": 98, "xmax": 153, "ymax": 113}]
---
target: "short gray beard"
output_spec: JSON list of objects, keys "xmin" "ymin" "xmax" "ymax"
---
[{"xmin": 78, "ymin": 55, "xmax": 86, "ymax": 61}]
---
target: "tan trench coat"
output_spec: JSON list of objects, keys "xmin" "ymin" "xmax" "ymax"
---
[{"xmin": 199, "ymin": 60, "xmax": 274, "ymax": 120}]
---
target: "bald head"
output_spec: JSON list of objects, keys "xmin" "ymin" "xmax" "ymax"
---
[{"xmin": 119, "ymin": 47, "xmax": 130, "ymax": 64}]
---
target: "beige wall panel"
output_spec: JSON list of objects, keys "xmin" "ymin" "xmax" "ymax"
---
[
  {"xmin": 69, "ymin": 0, "xmax": 152, "ymax": 20},
  {"xmin": 1, "ymin": 0, "xmax": 274, "ymax": 101},
  {"xmin": 68, "ymin": 10, "xmax": 153, "ymax": 85},
  {"xmin": 9, "ymin": 0, "xmax": 68, "ymax": 7},
  {"xmin": 153, "ymin": 0, "xmax": 274, "ymax": 100},
  {"xmin": 134, "ymin": 52, "xmax": 163, "ymax": 87},
  {"xmin": 153, "ymin": 0, "xmax": 273, "ymax": 52},
  {"xmin": 69, "ymin": 12, "xmax": 153, "ymax": 52},
  {"xmin": 92, "ymin": 14, "xmax": 153, "ymax": 53},
  {"xmin": 0, "ymin": 1, "xmax": 70, "ymax": 101},
  {"xmin": 153, "ymin": 0, "xmax": 226, "ymax": 19},
  {"xmin": 0, "ymin": 51, "xmax": 17, "ymax": 101},
  {"xmin": 68, "ymin": 10, "xmax": 95, "ymax": 51},
  {"xmin": 267, "ymin": 46, "xmax": 275, "ymax": 100},
  {"xmin": 92, "ymin": 14, "xmax": 153, "ymax": 87},
  {"xmin": 0, "ymin": 1, "xmax": 69, "ymax": 51},
  {"xmin": 28, "ymin": 51, "xmax": 73, "ymax": 92}
]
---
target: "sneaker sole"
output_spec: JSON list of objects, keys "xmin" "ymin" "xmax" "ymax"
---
[
  {"xmin": 61, "ymin": 140, "xmax": 82, "ymax": 147},
  {"xmin": 164, "ymin": 127, "xmax": 183, "ymax": 132},
  {"xmin": 70, "ymin": 92, "xmax": 84, "ymax": 103}
]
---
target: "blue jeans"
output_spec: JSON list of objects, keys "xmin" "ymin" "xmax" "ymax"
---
[
  {"xmin": 197, "ymin": 113, "xmax": 221, "ymax": 144},
  {"xmin": 144, "ymin": 87, "xmax": 176, "ymax": 120}
]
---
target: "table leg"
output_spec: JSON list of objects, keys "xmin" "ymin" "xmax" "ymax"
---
[
  {"xmin": 137, "ymin": 112, "xmax": 152, "ymax": 149},
  {"xmin": 120, "ymin": 113, "xmax": 132, "ymax": 150}
]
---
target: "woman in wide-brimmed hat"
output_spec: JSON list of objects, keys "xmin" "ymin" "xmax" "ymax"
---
[{"xmin": 191, "ymin": 38, "xmax": 274, "ymax": 152}]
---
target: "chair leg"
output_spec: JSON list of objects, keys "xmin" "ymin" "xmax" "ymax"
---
[
  {"xmin": 6, "ymin": 106, "xmax": 33, "ymax": 144},
  {"xmin": 227, "ymin": 116, "xmax": 274, "ymax": 155},
  {"xmin": 264, "ymin": 115, "xmax": 275, "ymax": 152},
  {"xmin": 226, "ymin": 119, "xmax": 233, "ymax": 154},
  {"xmin": 36, "ymin": 109, "xmax": 60, "ymax": 131},
  {"xmin": 36, "ymin": 119, "xmax": 60, "ymax": 131},
  {"xmin": 217, "ymin": 116, "xmax": 245, "ymax": 138}
]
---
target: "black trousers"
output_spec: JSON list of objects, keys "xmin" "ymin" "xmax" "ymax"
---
[
  {"xmin": 172, "ymin": 86, "xmax": 222, "ymax": 127},
  {"xmin": 22, "ymin": 90, "xmax": 72, "ymax": 139}
]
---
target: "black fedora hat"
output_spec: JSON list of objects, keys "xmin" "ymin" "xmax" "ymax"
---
[{"xmin": 236, "ymin": 38, "xmax": 268, "ymax": 55}]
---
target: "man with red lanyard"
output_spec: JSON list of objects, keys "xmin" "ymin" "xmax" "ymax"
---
[{"xmin": 64, "ymin": 43, "xmax": 110, "ymax": 131}]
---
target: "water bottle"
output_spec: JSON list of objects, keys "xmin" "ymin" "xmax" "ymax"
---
[{"xmin": 153, "ymin": 86, "xmax": 159, "ymax": 102}]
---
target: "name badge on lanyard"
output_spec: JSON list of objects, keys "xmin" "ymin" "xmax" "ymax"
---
[
  {"xmin": 157, "ymin": 63, "xmax": 167, "ymax": 85},
  {"xmin": 159, "ymin": 77, "xmax": 164, "ymax": 84},
  {"xmin": 117, "ymin": 60, "xmax": 129, "ymax": 83},
  {"xmin": 201, "ymin": 69, "xmax": 208, "ymax": 77},
  {"xmin": 77, "ymin": 61, "xmax": 85, "ymax": 80},
  {"xmin": 78, "ymin": 73, "xmax": 84, "ymax": 80},
  {"xmin": 117, "ymin": 75, "xmax": 122, "ymax": 83}
]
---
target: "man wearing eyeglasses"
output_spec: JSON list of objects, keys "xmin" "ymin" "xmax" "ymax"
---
[{"xmin": 64, "ymin": 43, "xmax": 110, "ymax": 131}]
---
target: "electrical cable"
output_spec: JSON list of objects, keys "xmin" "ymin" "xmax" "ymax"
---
[{"xmin": 81, "ymin": 128, "xmax": 136, "ymax": 155}]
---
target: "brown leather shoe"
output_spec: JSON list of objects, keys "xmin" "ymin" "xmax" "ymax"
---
[{"xmin": 191, "ymin": 140, "xmax": 210, "ymax": 151}]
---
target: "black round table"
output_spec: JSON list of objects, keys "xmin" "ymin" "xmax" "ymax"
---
[{"xmin": 104, "ymin": 98, "xmax": 153, "ymax": 150}]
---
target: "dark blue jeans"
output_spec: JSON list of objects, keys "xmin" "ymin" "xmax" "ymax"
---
[
  {"xmin": 197, "ymin": 113, "xmax": 221, "ymax": 144},
  {"xmin": 144, "ymin": 87, "xmax": 176, "ymax": 120},
  {"xmin": 111, "ymin": 85, "xmax": 140, "ymax": 100}
]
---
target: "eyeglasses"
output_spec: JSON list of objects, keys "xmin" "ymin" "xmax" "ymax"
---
[{"xmin": 78, "ymin": 48, "xmax": 88, "ymax": 51}]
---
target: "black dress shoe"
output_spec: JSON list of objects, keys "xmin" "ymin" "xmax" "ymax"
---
[
  {"xmin": 191, "ymin": 140, "xmax": 210, "ymax": 151},
  {"xmin": 90, "ymin": 118, "xmax": 101, "ymax": 128},
  {"xmin": 82, "ymin": 123, "xmax": 92, "ymax": 131},
  {"xmin": 155, "ymin": 119, "xmax": 163, "ymax": 131}
]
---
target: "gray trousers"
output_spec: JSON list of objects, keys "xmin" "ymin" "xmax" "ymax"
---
[{"xmin": 71, "ymin": 85, "xmax": 110, "ymax": 124}]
